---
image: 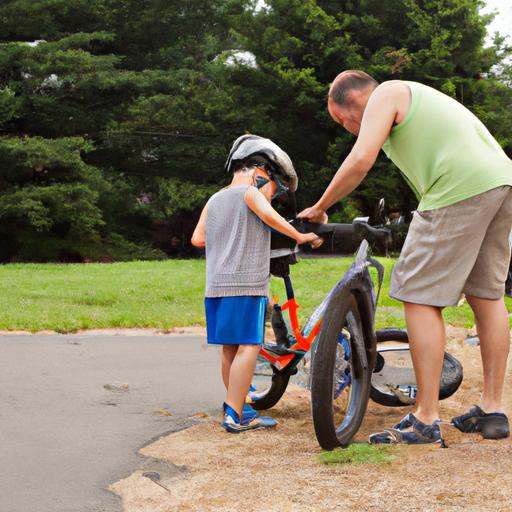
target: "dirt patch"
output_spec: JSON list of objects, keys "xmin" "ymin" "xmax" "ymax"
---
[{"xmin": 111, "ymin": 329, "xmax": 512, "ymax": 512}]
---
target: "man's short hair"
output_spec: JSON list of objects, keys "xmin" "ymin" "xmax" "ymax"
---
[{"xmin": 328, "ymin": 70, "xmax": 378, "ymax": 107}]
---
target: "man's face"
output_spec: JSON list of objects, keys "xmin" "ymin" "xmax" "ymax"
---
[{"xmin": 327, "ymin": 97, "xmax": 362, "ymax": 136}]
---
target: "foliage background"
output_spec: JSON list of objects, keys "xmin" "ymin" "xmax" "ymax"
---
[{"xmin": 0, "ymin": 0, "xmax": 511, "ymax": 261}]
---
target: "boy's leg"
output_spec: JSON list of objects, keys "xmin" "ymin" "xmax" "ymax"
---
[
  {"xmin": 222, "ymin": 345, "xmax": 238, "ymax": 390},
  {"xmin": 466, "ymin": 295, "xmax": 510, "ymax": 412},
  {"xmin": 225, "ymin": 344, "xmax": 260, "ymax": 417},
  {"xmin": 404, "ymin": 302, "xmax": 446, "ymax": 424}
]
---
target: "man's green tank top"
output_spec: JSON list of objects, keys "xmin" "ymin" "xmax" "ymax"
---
[{"xmin": 381, "ymin": 81, "xmax": 512, "ymax": 211}]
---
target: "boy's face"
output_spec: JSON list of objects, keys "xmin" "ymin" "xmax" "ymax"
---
[{"xmin": 254, "ymin": 167, "xmax": 277, "ymax": 202}]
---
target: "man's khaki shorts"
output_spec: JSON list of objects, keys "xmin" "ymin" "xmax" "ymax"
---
[{"xmin": 390, "ymin": 186, "xmax": 512, "ymax": 307}]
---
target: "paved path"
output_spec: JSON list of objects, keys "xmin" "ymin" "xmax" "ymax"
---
[{"xmin": 0, "ymin": 334, "xmax": 224, "ymax": 512}]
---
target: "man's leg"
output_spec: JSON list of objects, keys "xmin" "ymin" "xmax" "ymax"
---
[
  {"xmin": 221, "ymin": 345, "xmax": 238, "ymax": 390},
  {"xmin": 466, "ymin": 295, "xmax": 510, "ymax": 412},
  {"xmin": 225, "ymin": 344, "xmax": 260, "ymax": 417},
  {"xmin": 404, "ymin": 302, "xmax": 446, "ymax": 424},
  {"xmin": 368, "ymin": 301, "xmax": 446, "ymax": 444}
]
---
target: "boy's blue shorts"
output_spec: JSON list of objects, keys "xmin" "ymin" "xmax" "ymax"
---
[{"xmin": 205, "ymin": 296, "xmax": 267, "ymax": 345}]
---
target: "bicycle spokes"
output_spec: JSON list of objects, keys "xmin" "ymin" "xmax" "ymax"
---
[
  {"xmin": 333, "ymin": 333, "xmax": 352, "ymax": 399},
  {"xmin": 331, "ymin": 309, "xmax": 366, "ymax": 433}
]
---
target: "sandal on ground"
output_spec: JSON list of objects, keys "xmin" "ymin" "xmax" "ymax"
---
[
  {"xmin": 368, "ymin": 413, "xmax": 445, "ymax": 446},
  {"xmin": 223, "ymin": 403, "xmax": 277, "ymax": 433},
  {"xmin": 451, "ymin": 405, "xmax": 509, "ymax": 439}
]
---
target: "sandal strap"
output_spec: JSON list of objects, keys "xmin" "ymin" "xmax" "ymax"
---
[
  {"xmin": 382, "ymin": 428, "xmax": 405, "ymax": 444},
  {"xmin": 393, "ymin": 413, "xmax": 414, "ymax": 430}
]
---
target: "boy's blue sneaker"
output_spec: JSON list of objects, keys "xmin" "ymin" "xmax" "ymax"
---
[
  {"xmin": 242, "ymin": 403, "xmax": 259, "ymax": 423},
  {"xmin": 246, "ymin": 384, "xmax": 258, "ymax": 404},
  {"xmin": 222, "ymin": 403, "xmax": 277, "ymax": 433}
]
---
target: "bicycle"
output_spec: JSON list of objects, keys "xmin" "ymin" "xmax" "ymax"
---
[{"xmin": 248, "ymin": 220, "xmax": 462, "ymax": 449}]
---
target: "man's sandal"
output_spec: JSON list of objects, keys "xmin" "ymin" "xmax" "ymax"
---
[
  {"xmin": 369, "ymin": 413, "xmax": 446, "ymax": 446},
  {"xmin": 451, "ymin": 405, "xmax": 509, "ymax": 439}
]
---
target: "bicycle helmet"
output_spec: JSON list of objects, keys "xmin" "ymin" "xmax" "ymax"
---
[{"xmin": 224, "ymin": 134, "xmax": 298, "ymax": 193}]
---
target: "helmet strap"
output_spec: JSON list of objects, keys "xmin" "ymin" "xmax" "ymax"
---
[{"xmin": 255, "ymin": 176, "xmax": 270, "ymax": 189}]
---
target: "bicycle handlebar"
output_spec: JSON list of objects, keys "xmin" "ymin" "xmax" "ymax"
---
[
  {"xmin": 270, "ymin": 219, "xmax": 392, "ymax": 256},
  {"xmin": 292, "ymin": 219, "xmax": 391, "ymax": 239}
]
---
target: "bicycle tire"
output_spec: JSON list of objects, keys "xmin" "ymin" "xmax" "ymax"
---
[
  {"xmin": 250, "ymin": 364, "xmax": 291, "ymax": 411},
  {"xmin": 311, "ymin": 293, "xmax": 372, "ymax": 449},
  {"xmin": 370, "ymin": 329, "xmax": 463, "ymax": 407}
]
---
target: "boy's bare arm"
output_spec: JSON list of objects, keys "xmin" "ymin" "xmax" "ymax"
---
[
  {"xmin": 244, "ymin": 187, "xmax": 322, "ymax": 247},
  {"xmin": 191, "ymin": 205, "xmax": 207, "ymax": 247}
]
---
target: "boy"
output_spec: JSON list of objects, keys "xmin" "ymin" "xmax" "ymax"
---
[{"xmin": 192, "ymin": 135, "xmax": 322, "ymax": 432}]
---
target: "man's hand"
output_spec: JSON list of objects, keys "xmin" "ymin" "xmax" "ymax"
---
[
  {"xmin": 297, "ymin": 206, "xmax": 328, "ymax": 224},
  {"xmin": 296, "ymin": 232, "xmax": 324, "ymax": 249}
]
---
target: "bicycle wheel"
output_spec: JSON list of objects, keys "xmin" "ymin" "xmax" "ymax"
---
[
  {"xmin": 311, "ymin": 294, "xmax": 372, "ymax": 449},
  {"xmin": 371, "ymin": 329, "xmax": 463, "ymax": 407},
  {"xmin": 250, "ymin": 355, "xmax": 291, "ymax": 411}
]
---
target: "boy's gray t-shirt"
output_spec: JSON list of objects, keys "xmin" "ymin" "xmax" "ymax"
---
[{"xmin": 205, "ymin": 185, "xmax": 270, "ymax": 297}]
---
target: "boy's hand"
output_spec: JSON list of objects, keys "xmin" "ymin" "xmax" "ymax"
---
[{"xmin": 297, "ymin": 232, "xmax": 324, "ymax": 249}]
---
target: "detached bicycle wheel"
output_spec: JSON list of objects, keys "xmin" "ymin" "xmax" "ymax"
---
[
  {"xmin": 250, "ymin": 355, "xmax": 291, "ymax": 411},
  {"xmin": 371, "ymin": 329, "xmax": 463, "ymax": 407},
  {"xmin": 311, "ymin": 294, "xmax": 372, "ymax": 449}
]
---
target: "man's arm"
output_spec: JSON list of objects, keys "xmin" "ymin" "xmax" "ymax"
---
[{"xmin": 300, "ymin": 85, "xmax": 402, "ymax": 222}]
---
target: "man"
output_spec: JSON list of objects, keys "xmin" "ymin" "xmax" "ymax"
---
[{"xmin": 299, "ymin": 70, "xmax": 512, "ymax": 444}]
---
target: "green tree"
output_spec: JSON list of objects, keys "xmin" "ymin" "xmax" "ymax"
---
[
  {"xmin": 226, "ymin": 0, "xmax": 510, "ymax": 216},
  {"xmin": 0, "ymin": 0, "xmax": 510, "ymax": 260},
  {"xmin": 0, "ymin": 0, "xmax": 237, "ymax": 260}
]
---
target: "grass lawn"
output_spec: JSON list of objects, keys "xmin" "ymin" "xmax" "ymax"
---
[{"xmin": 0, "ymin": 257, "xmax": 510, "ymax": 332}]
